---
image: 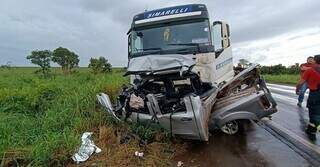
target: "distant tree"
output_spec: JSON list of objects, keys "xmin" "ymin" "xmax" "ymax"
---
[
  {"xmin": 260, "ymin": 65, "xmax": 271, "ymax": 74},
  {"xmin": 0, "ymin": 61, "xmax": 13, "ymax": 70},
  {"xmin": 88, "ymin": 57, "xmax": 112, "ymax": 74},
  {"xmin": 260, "ymin": 63, "xmax": 300, "ymax": 75},
  {"xmin": 287, "ymin": 63, "xmax": 300, "ymax": 74},
  {"xmin": 52, "ymin": 47, "xmax": 79, "ymax": 74},
  {"xmin": 26, "ymin": 50, "xmax": 52, "ymax": 76},
  {"xmin": 270, "ymin": 64, "xmax": 286, "ymax": 74},
  {"xmin": 238, "ymin": 59, "xmax": 251, "ymax": 68}
]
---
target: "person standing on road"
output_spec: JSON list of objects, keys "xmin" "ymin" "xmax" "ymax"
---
[
  {"xmin": 297, "ymin": 56, "xmax": 315, "ymax": 107},
  {"xmin": 296, "ymin": 55, "xmax": 320, "ymax": 137}
]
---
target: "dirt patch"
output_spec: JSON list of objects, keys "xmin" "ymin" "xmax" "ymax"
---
[{"xmin": 67, "ymin": 126, "xmax": 185, "ymax": 167}]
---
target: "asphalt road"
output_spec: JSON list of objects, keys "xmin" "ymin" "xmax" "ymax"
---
[
  {"xmin": 266, "ymin": 83, "xmax": 319, "ymax": 146},
  {"xmin": 172, "ymin": 83, "xmax": 320, "ymax": 167}
]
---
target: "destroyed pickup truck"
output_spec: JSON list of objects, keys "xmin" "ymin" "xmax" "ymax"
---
[{"xmin": 97, "ymin": 4, "xmax": 277, "ymax": 141}]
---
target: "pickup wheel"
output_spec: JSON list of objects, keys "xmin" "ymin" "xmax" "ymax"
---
[{"xmin": 221, "ymin": 120, "xmax": 239, "ymax": 135}]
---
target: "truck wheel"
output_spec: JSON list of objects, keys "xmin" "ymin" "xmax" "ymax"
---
[{"xmin": 221, "ymin": 120, "xmax": 239, "ymax": 135}]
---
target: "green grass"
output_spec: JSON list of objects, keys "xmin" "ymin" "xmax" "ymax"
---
[
  {"xmin": 263, "ymin": 74, "xmax": 300, "ymax": 86},
  {"xmin": 0, "ymin": 67, "xmax": 129, "ymax": 165}
]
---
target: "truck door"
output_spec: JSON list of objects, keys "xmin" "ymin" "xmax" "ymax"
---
[{"xmin": 212, "ymin": 21, "xmax": 234, "ymax": 84}]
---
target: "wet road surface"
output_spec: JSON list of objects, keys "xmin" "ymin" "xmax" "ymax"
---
[
  {"xmin": 266, "ymin": 83, "xmax": 320, "ymax": 146},
  {"xmin": 172, "ymin": 83, "xmax": 319, "ymax": 167},
  {"xmin": 174, "ymin": 123, "xmax": 310, "ymax": 167}
]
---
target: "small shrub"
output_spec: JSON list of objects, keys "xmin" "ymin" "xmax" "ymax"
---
[{"xmin": 88, "ymin": 57, "xmax": 112, "ymax": 74}]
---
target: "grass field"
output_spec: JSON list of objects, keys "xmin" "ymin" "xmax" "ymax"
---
[
  {"xmin": 0, "ymin": 67, "xmax": 175, "ymax": 166},
  {"xmin": 263, "ymin": 74, "xmax": 300, "ymax": 86}
]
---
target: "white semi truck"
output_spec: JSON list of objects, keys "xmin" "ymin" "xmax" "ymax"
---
[{"xmin": 97, "ymin": 4, "xmax": 277, "ymax": 141}]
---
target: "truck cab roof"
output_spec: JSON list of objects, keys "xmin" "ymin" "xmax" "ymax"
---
[{"xmin": 131, "ymin": 4, "xmax": 209, "ymax": 29}]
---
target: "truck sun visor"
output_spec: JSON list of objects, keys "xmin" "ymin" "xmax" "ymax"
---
[{"xmin": 134, "ymin": 4, "xmax": 207, "ymax": 24}]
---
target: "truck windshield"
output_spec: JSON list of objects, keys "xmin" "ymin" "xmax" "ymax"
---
[{"xmin": 129, "ymin": 20, "xmax": 211, "ymax": 57}]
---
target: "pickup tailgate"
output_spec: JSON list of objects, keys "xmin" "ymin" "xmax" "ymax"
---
[{"xmin": 209, "ymin": 69, "xmax": 277, "ymax": 131}]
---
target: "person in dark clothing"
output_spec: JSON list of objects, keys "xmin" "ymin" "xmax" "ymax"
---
[{"xmin": 296, "ymin": 55, "xmax": 320, "ymax": 137}]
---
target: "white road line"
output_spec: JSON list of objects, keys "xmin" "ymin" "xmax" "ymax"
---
[
  {"xmin": 271, "ymin": 93, "xmax": 309, "ymax": 112},
  {"xmin": 267, "ymin": 83, "xmax": 295, "ymax": 90},
  {"xmin": 272, "ymin": 93, "xmax": 298, "ymax": 104},
  {"xmin": 269, "ymin": 87, "xmax": 297, "ymax": 95},
  {"xmin": 269, "ymin": 93, "xmax": 309, "ymax": 123},
  {"xmin": 267, "ymin": 84, "xmax": 309, "ymax": 96}
]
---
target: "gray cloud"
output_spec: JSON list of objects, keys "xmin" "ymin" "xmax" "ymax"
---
[
  {"xmin": 0, "ymin": 0, "xmax": 319, "ymax": 66},
  {"xmin": 206, "ymin": 0, "xmax": 320, "ymax": 43}
]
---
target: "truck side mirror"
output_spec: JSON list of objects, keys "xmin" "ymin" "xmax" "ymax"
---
[
  {"xmin": 221, "ymin": 23, "xmax": 231, "ymax": 48},
  {"xmin": 212, "ymin": 21, "xmax": 231, "ymax": 55},
  {"xmin": 212, "ymin": 21, "xmax": 223, "ymax": 53}
]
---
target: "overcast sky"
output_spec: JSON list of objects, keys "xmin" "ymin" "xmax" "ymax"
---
[{"xmin": 1, "ymin": 0, "xmax": 320, "ymax": 67}]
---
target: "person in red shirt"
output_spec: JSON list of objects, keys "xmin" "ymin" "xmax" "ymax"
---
[
  {"xmin": 297, "ymin": 56, "xmax": 315, "ymax": 107},
  {"xmin": 296, "ymin": 55, "xmax": 320, "ymax": 137}
]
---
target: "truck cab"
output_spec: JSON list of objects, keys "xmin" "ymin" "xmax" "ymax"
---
[{"xmin": 127, "ymin": 4, "xmax": 234, "ymax": 85}]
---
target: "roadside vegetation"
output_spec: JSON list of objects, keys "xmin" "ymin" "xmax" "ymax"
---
[
  {"xmin": 236, "ymin": 59, "xmax": 300, "ymax": 85},
  {"xmin": 0, "ymin": 64, "xmax": 180, "ymax": 167},
  {"xmin": 262, "ymin": 74, "xmax": 299, "ymax": 85},
  {"xmin": 88, "ymin": 57, "xmax": 112, "ymax": 74},
  {"xmin": 0, "ymin": 67, "xmax": 118, "ymax": 165},
  {"xmin": 0, "ymin": 48, "xmax": 184, "ymax": 166},
  {"xmin": 260, "ymin": 63, "xmax": 300, "ymax": 85}
]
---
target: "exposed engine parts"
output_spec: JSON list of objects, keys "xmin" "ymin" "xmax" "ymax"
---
[
  {"xmin": 115, "ymin": 73, "xmax": 214, "ymax": 119},
  {"xmin": 97, "ymin": 65, "xmax": 277, "ymax": 141}
]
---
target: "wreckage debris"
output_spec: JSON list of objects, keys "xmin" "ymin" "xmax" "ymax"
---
[
  {"xmin": 72, "ymin": 132, "xmax": 102, "ymax": 163},
  {"xmin": 177, "ymin": 161, "xmax": 183, "ymax": 167},
  {"xmin": 97, "ymin": 65, "xmax": 277, "ymax": 141},
  {"xmin": 134, "ymin": 151, "xmax": 144, "ymax": 157}
]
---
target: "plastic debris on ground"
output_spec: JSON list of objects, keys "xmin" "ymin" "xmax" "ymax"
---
[
  {"xmin": 134, "ymin": 151, "xmax": 144, "ymax": 157},
  {"xmin": 72, "ymin": 132, "xmax": 102, "ymax": 163},
  {"xmin": 177, "ymin": 161, "xmax": 183, "ymax": 167}
]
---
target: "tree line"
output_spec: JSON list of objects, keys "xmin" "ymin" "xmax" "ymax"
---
[
  {"xmin": 260, "ymin": 63, "xmax": 300, "ymax": 75},
  {"xmin": 236, "ymin": 59, "xmax": 300, "ymax": 75},
  {"xmin": 2, "ymin": 55, "xmax": 302, "ymax": 76},
  {"xmin": 26, "ymin": 47, "xmax": 112, "ymax": 77}
]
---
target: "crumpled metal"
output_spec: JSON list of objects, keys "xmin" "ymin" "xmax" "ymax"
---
[
  {"xmin": 72, "ymin": 132, "xmax": 102, "ymax": 163},
  {"xmin": 127, "ymin": 54, "xmax": 195, "ymax": 73},
  {"xmin": 97, "ymin": 93, "xmax": 121, "ymax": 121}
]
